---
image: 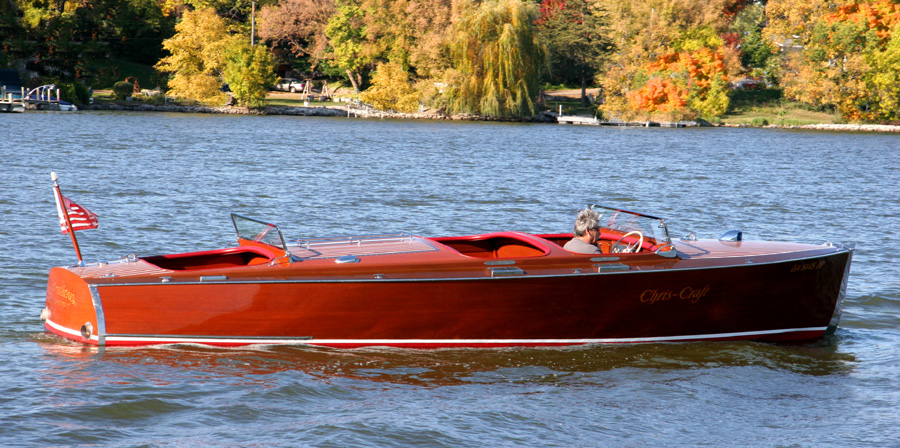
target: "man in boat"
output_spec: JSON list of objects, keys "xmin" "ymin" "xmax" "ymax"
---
[{"xmin": 564, "ymin": 209, "xmax": 603, "ymax": 254}]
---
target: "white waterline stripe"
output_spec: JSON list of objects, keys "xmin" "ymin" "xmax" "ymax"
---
[
  {"xmin": 103, "ymin": 327, "xmax": 827, "ymax": 345},
  {"xmin": 44, "ymin": 319, "xmax": 99, "ymax": 342},
  {"xmin": 45, "ymin": 319, "xmax": 80, "ymax": 338}
]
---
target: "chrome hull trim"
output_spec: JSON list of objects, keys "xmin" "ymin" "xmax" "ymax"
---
[
  {"xmin": 828, "ymin": 248, "xmax": 854, "ymax": 332},
  {"xmin": 89, "ymin": 284, "xmax": 106, "ymax": 346},
  {"xmin": 93, "ymin": 251, "xmax": 848, "ymax": 288}
]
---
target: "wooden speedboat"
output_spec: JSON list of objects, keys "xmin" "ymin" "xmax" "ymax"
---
[{"xmin": 43, "ymin": 206, "xmax": 853, "ymax": 348}]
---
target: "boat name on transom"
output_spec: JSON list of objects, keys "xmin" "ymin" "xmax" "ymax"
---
[{"xmin": 53, "ymin": 285, "xmax": 76, "ymax": 307}]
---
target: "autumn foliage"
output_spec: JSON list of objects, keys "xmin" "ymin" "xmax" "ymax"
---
[
  {"xmin": 826, "ymin": 0, "xmax": 900, "ymax": 42},
  {"xmin": 771, "ymin": 0, "xmax": 900, "ymax": 121},
  {"xmin": 598, "ymin": 0, "xmax": 740, "ymax": 122},
  {"xmin": 8, "ymin": 0, "xmax": 900, "ymax": 122},
  {"xmin": 623, "ymin": 46, "xmax": 730, "ymax": 120},
  {"xmin": 628, "ymin": 78, "xmax": 687, "ymax": 113}
]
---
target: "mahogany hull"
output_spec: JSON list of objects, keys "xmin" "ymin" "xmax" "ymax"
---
[{"xmin": 44, "ymin": 242, "xmax": 851, "ymax": 348}]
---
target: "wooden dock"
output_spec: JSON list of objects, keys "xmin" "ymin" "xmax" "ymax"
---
[
  {"xmin": 1, "ymin": 86, "xmax": 25, "ymax": 113},
  {"xmin": 557, "ymin": 115, "xmax": 600, "ymax": 125},
  {"xmin": 556, "ymin": 115, "xmax": 699, "ymax": 128},
  {"xmin": 1, "ymin": 85, "xmax": 68, "ymax": 112},
  {"xmin": 0, "ymin": 100, "xmax": 24, "ymax": 113}
]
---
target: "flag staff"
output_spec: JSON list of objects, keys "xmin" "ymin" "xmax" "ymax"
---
[{"xmin": 52, "ymin": 171, "xmax": 85, "ymax": 266}]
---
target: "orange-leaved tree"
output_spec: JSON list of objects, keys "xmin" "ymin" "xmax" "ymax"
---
[
  {"xmin": 599, "ymin": 0, "xmax": 740, "ymax": 122},
  {"xmin": 618, "ymin": 27, "xmax": 731, "ymax": 121}
]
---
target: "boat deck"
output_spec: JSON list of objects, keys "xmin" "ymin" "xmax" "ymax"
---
[
  {"xmin": 672, "ymin": 239, "xmax": 834, "ymax": 260},
  {"xmin": 288, "ymin": 233, "xmax": 439, "ymax": 260}
]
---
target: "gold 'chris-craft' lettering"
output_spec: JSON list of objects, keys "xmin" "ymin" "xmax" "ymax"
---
[{"xmin": 640, "ymin": 285, "xmax": 710, "ymax": 304}]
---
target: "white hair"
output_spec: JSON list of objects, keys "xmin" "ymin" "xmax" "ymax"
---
[{"xmin": 573, "ymin": 209, "xmax": 601, "ymax": 237}]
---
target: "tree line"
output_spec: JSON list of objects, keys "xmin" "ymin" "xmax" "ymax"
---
[{"xmin": 2, "ymin": 0, "xmax": 899, "ymax": 122}]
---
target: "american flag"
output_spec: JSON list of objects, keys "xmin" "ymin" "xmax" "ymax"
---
[{"xmin": 55, "ymin": 193, "xmax": 99, "ymax": 234}]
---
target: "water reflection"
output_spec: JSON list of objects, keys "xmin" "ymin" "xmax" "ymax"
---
[{"xmin": 37, "ymin": 334, "xmax": 855, "ymax": 389}]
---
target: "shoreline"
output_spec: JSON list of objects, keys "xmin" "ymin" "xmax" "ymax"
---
[
  {"xmin": 82, "ymin": 102, "xmax": 556, "ymax": 122},
  {"xmin": 80, "ymin": 102, "xmax": 900, "ymax": 132}
]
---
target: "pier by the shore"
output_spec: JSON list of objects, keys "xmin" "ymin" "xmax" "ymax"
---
[
  {"xmin": 557, "ymin": 115, "xmax": 697, "ymax": 127},
  {"xmin": 1, "ymin": 85, "xmax": 70, "ymax": 112}
]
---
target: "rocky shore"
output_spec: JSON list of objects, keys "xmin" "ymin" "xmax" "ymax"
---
[
  {"xmin": 781, "ymin": 123, "xmax": 900, "ymax": 132},
  {"xmin": 85, "ymin": 102, "xmax": 347, "ymax": 116},
  {"xmin": 722, "ymin": 122, "xmax": 900, "ymax": 132}
]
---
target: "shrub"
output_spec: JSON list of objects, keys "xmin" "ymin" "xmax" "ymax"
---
[
  {"xmin": 749, "ymin": 117, "xmax": 769, "ymax": 126},
  {"xmin": 223, "ymin": 37, "xmax": 277, "ymax": 108},
  {"xmin": 113, "ymin": 81, "xmax": 134, "ymax": 100},
  {"xmin": 50, "ymin": 81, "xmax": 91, "ymax": 105},
  {"xmin": 359, "ymin": 62, "xmax": 420, "ymax": 113}
]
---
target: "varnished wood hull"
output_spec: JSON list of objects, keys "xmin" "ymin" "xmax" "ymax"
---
[{"xmin": 44, "ymin": 238, "xmax": 852, "ymax": 348}]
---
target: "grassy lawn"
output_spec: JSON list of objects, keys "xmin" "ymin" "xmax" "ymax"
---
[
  {"xmin": 720, "ymin": 107, "xmax": 839, "ymax": 126},
  {"xmin": 720, "ymin": 88, "xmax": 839, "ymax": 126}
]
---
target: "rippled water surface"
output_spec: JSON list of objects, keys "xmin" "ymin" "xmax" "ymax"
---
[{"xmin": 2, "ymin": 111, "xmax": 899, "ymax": 446}]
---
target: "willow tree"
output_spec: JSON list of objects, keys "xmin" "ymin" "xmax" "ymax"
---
[{"xmin": 446, "ymin": 0, "xmax": 548, "ymax": 118}]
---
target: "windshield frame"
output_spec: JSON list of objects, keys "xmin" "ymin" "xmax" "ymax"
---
[
  {"xmin": 588, "ymin": 204, "xmax": 672, "ymax": 247},
  {"xmin": 231, "ymin": 213, "xmax": 289, "ymax": 252}
]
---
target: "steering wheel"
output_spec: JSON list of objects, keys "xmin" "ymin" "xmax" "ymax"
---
[{"xmin": 612, "ymin": 230, "xmax": 644, "ymax": 253}]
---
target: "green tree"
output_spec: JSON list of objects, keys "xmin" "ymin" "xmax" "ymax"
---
[
  {"xmin": 224, "ymin": 37, "xmax": 278, "ymax": 108},
  {"xmin": 155, "ymin": 7, "xmax": 230, "ymax": 105},
  {"xmin": 108, "ymin": 0, "xmax": 176, "ymax": 66},
  {"xmin": 867, "ymin": 27, "xmax": 900, "ymax": 117},
  {"xmin": 730, "ymin": 2, "xmax": 778, "ymax": 83},
  {"xmin": 5, "ymin": 0, "xmax": 174, "ymax": 80},
  {"xmin": 359, "ymin": 61, "xmax": 420, "ymax": 112},
  {"xmin": 536, "ymin": 0, "xmax": 614, "ymax": 106},
  {"xmin": 325, "ymin": 3, "xmax": 367, "ymax": 91},
  {"xmin": 446, "ymin": 0, "xmax": 548, "ymax": 118}
]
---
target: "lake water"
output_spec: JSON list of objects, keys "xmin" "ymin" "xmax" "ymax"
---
[{"xmin": 1, "ymin": 111, "xmax": 899, "ymax": 447}]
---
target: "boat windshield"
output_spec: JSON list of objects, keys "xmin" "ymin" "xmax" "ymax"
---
[
  {"xmin": 590, "ymin": 205, "xmax": 672, "ymax": 247},
  {"xmin": 231, "ymin": 214, "xmax": 288, "ymax": 251}
]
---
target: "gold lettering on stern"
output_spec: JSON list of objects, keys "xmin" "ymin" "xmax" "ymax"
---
[
  {"xmin": 790, "ymin": 259, "xmax": 826, "ymax": 273},
  {"xmin": 679, "ymin": 285, "xmax": 710, "ymax": 304},
  {"xmin": 640, "ymin": 285, "xmax": 711, "ymax": 305},
  {"xmin": 54, "ymin": 286, "xmax": 77, "ymax": 307}
]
